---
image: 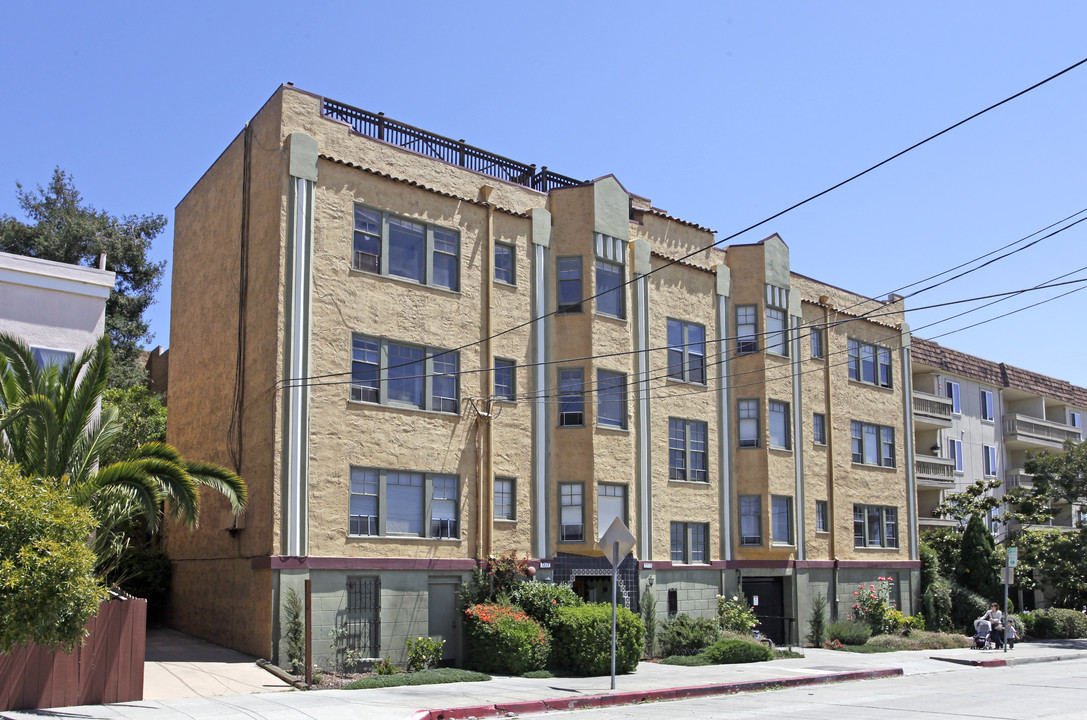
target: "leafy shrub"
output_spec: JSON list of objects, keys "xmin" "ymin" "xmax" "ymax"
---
[
  {"xmin": 405, "ymin": 636, "xmax": 445, "ymax": 672},
  {"xmin": 885, "ymin": 609, "xmax": 925, "ymax": 635},
  {"xmin": 1013, "ymin": 611, "xmax": 1036, "ymax": 637},
  {"xmin": 1024, "ymin": 608, "xmax": 1087, "ymax": 639},
  {"xmin": 919, "ymin": 542, "xmax": 941, "ymax": 590},
  {"xmin": 826, "ymin": 619, "xmax": 871, "ymax": 645},
  {"xmin": 343, "ymin": 667, "xmax": 489, "ymax": 689},
  {"xmin": 549, "ymin": 604, "xmax": 644, "ymax": 675},
  {"xmin": 923, "ymin": 576, "xmax": 953, "ymax": 631},
  {"xmin": 373, "ymin": 658, "xmax": 399, "ymax": 675},
  {"xmin": 807, "ymin": 593, "xmax": 828, "ymax": 646},
  {"xmin": 464, "ymin": 603, "xmax": 549, "ymax": 675},
  {"xmin": 702, "ymin": 637, "xmax": 773, "ymax": 664},
  {"xmin": 659, "ymin": 613, "xmax": 719, "ymax": 656},
  {"xmin": 949, "ymin": 584, "xmax": 990, "ymax": 633},
  {"xmin": 850, "ymin": 577, "xmax": 899, "ymax": 635},
  {"xmin": 866, "ymin": 631, "xmax": 972, "ymax": 650},
  {"xmin": 716, "ymin": 594, "xmax": 759, "ymax": 634},
  {"xmin": 509, "ymin": 581, "xmax": 583, "ymax": 628},
  {"xmin": 659, "ymin": 654, "xmax": 711, "ymax": 666},
  {"xmin": 640, "ymin": 584, "xmax": 657, "ymax": 658},
  {"xmin": 283, "ymin": 587, "xmax": 305, "ymax": 674}
]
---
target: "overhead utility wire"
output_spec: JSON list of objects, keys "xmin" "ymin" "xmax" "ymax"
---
[{"xmin": 274, "ymin": 56, "xmax": 1087, "ymax": 391}]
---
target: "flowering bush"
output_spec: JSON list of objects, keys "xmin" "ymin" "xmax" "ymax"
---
[
  {"xmin": 464, "ymin": 603, "xmax": 549, "ymax": 675},
  {"xmin": 823, "ymin": 639, "xmax": 844, "ymax": 650},
  {"xmin": 404, "ymin": 636, "xmax": 445, "ymax": 672},
  {"xmin": 716, "ymin": 594, "xmax": 759, "ymax": 634},
  {"xmin": 850, "ymin": 577, "xmax": 897, "ymax": 635},
  {"xmin": 487, "ymin": 551, "xmax": 531, "ymax": 596},
  {"xmin": 508, "ymin": 581, "xmax": 583, "ymax": 628}
]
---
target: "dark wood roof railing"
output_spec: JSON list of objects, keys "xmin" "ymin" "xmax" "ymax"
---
[{"xmin": 322, "ymin": 98, "xmax": 584, "ymax": 192}]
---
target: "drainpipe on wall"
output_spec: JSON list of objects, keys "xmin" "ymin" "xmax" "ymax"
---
[
  {"xmin": 821, "ymin": 298, "xmax": 837, "ymax": 618},
  {"xmin": 479, "ymin": 185, "xmax": 496, "ymax": 560}
]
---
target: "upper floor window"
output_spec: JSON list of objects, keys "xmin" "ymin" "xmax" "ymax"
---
[
  {"xmin": 351, "ymin": 335, "xmax": 459, "ymax": 414},
  {"xmin": 854, "ymin": 504, "xmax": 898, "ymax": 549},
  {"xmin": 670, "ymin": 522, "xmax": 708, "ymax": 564},
  {"xmin": 739, "ymin": 495, "xmax": 761, "ymax": 546},
  {"xmin": 815, "ymin": 499, "xmax": 829, "ymax": 532},
  {"xmin": 771, "ymin": 495, "xmax": 794, "ymax": 545},
  {"xmin": 765, "ymin": 285, "xmax": 789, "ymax": 356},
  {"xmin": 557, "ymin": 256, "xmax": 582, "ymax": 313},
  {"xmin": 948, "ymin": 438, "xmax": 963, "ymax": 473},
  {"xmin": 1071, "ymin": 411, "xmax": 1082, "ymax": 429},
  {"xmin": 851, "ymin": 421, "xmax": 895, "ymax": 467},
  {"xmin": 560, "ymin": 483, "xmax": 584, "ymax": 542},
  {"xmin": 735, "ymin": 305, "xmax": 758, "ymax": 354},
  {"xmin": 769, "ymin": 400, "xmax": 791, "ymax": 450},
  {"xmin": 597, "ymin": 370, "xmax": 627, "ymax": 428},
  {"xmin": 669, "ymin": 418, "xmax": 708, "ymax": 482},
  {"xmin": 349, "ymin": 467, "xmax": 459, "ymax": 539},
  {"xmin": 667, "ymin": 319, "xmax": 706, "ymax": 384},
  {"xmin": 848, "ymin": 339, "xmax": 892, "ymax": 388},
  {"xmin": 594, "ymin": 233, "xmax": 625, "ymax": 319},
  {"xmin": 494, "ymin": 358, "xmax": 516, "ymax": 402},
  {"xmin": 945, "ymin": 380, "xmax": 961, "ymax": 414},
  {"xmin": 983, "ymin": 445, "xmax": 998, "ymax": 477},
  {"xmin": 813, "ymin": 413, "xmax": 827, "ymax": 445},
  {"xmin": 738, "ymin": 399, "xmax": 759, "ymax": 448},
  {"xmin": 353, "ymin": 205, "xmax": 459, "ymax": 291},
  {"xmin": 494, "ymin": 242, "xmax": 515, "ymax": 285},
  {"xmin": 494, "ymin": 477, "xmax": 515, "ymax": 520},
  {"xmin": 598, "ymin": 483, "xmax": 628, "ymax": 529},
  {"xmin": 810, "ymin": 328, "xmax": 825, "ymax": 359},
  {"xmin": 558, "ymin": 368, "xmax": 584, "ymax": 427},
  {"xmin": 980, "ymin": 390, "xmax": 994, "ymax": 421}
]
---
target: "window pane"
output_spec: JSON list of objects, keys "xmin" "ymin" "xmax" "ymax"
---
[
  {"xmin": 851, "ymin": 421, "xmax": 862, "ymax": 463},
  {"xmin": 816, "ymin": 500, "xmax": 828, "ymax": 532},
  {"xmin": 351, "ymin": 336, "xmax": 380, "ymax": 403},
  {"xmin": 431, "ymin": 475, "xmax": 458, "ymax": 538},
  {"xmin": 670, "ymin": 523, "xmax": 686, "ymax": 563},
  {"xmin": 666, "ymin": 319, "xmax": 684, "ymax": 379},
  {"xmin": 433, "ymin": 250, "xmax": 458, "ymax": 290},
  {"xmin": 766, "ymin": 308, "xmax": 787, "ymax": 355},
  {"xmin": 558, "ymin": 369, "xmax": 584, "ymax": 426},
  {"xmin": 811, "ymin": 329, "xmax": 824, "ymax": 358},
  {"xmin": 769, "ymin": 401, "xmax": 788, "ymax": 449},
  {"xmin": 880, "ymin": 426, "xmax": 895, "ymax": 467},
  {"xmin": 884, "ymin": 508, "xmax": 898, "ymax": 548},
  {"xmin": 813, "ymin": 413, "xmax": 825, "ymax": 444},
  {"xmin": 353, "ymin": 207, "xmax": 381, "ymax": 272},
  {"xmin": 388, "ymin": 217, "xmax": 426, "ymax": 282},
  {"xmin": 878, "ymin": 348, "xmax": 892, "ymax": 387},
  {"xmin": 863, "ymin": 424, "xmax": 879, "ymax": 465},
  {"xmin": 848, "ymin": 339, "xmax": 859, "ymax": 380},
  {"xmin": 668, "ymin": 418, "xmax": 686, "ymax": 480},
  {"xmin": 495, "ymin": 243, "xmax": 514, "ymax": 284},
  {"xmin": 739, "ymin": 400, "xmax": 758, "ymax": 447},
  {"xmin": 736, "ymin": 305, "xmax": 757, "ymax": 353},
  {"xmin": 687, "ymin": 324, "xmax": 706, "ymax": 383},
  {"xmin": 772, "ymin": 496, "xmax": 791, "ymax": 543},
  {"xmin": 560, "ymin": 484, "xmax": 583, "ymax": 541},
  {"xmin": 432, "ymin": 352, "xmax": 458, "ymax": 413},
  {"xmin": 598, "ymin": 485, "xmax": 626, "ymax": 531},
  {"xmin": 596, "ymin": 260, "xmax": 623, "ymax": 317},
  {"xmin": 387, "ymin": 343, "xmax": 424, "ymax": 408},
  {"xmin": 494, "ymin": 478, "xmax": 514, "ymax": 520},
  {"xmin": 495, "ymin": 359, "xmax": 515, "ymax": 401},
  {"xmin": 854, "ymin": 506, "xmax": 865, "ymax": 547},
  {"xmin": 557, "ymin": 257, "xmax": 582, "ymax": 313},
  {"xmin": 690, "ymin": 524, "xmax": 706, "ymax": 563},
  {"xmin": 597, "ymin": 370, "xmax": 625, "ymax": 428},
  {"xmin": 349, "ymin": 468, "xmax": 378, "ymax": 536},
  {"xmin": 689, "ymin": 421, "xmax": 707, "ymax": 482},
  {"xmin": 861, "ymin": 344, "xmax": 876, "ymax": 384},
  {"xmin": 386, "ymin": 472, "xmax": 423, "ymax": 535},
  {"xmin": 867, "ymin": 506, "xmax": 882, "ymax": 547},
  {"xmin": 740, "ymin": 496, "xmax": 760, "ymax": 545}
]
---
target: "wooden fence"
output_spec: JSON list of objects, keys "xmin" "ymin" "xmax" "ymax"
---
[{"xmin": 0, "ymin": 594, "xmax": 147, "ymax": 711}]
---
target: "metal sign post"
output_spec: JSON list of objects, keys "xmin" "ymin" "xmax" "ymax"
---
[
  {"xmin": 598, "ymin": 517, "xmax": 636, "ymax": 691},
  {"xmin": 1003, "ymin": 548, "xmax": 1016, "ymax": 655}
]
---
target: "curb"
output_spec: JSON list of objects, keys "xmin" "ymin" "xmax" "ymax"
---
[
  {"xmin": 932, "ymin": 651, "xmax": 1087, "ymax": 669},
  {"xmin": 408, "ymin": 667, "xmax": 903, "ymax": 720}
]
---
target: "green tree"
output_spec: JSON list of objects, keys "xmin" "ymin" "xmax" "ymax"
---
[
  {"xmin": 0, "ymin": 462, "xmax": 107, "ymax": 652},
  {"xmin": 100, "ymin": 385, "xmax": 167, "ymax": 467},
  {"xmin": 958, "ymin": 514, "xmax": 1000, "ymax": 601},
  {"xmin": 934, "ymin": 478, "xmax": 1002, "ymax": 524},
  {"xmin": 0, "ymin": 168, "xmax": 166, "ymax": 388},
  {"xmin": 1014, "ymin": 528, "xmax": 1087, "ymax": 609},
  {"xmin": 0, "ymin": 333, "xmax": 246, "ymax": 568},
  {"xmin": 1021, "ymin": 441, "xmax": 1087, "ymax": 524}
]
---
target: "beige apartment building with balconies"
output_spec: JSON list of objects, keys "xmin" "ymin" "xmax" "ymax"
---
[{"xmin": 166, "ymin": 84, "xmax": 920, "ymax": 668}]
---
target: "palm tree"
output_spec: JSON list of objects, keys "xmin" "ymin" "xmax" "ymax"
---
[{"xmin": 0, "ymin": 333, "xmax": 246, "ymax": 540}]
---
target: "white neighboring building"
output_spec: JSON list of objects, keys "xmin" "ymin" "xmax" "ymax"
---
[{"xmin": 0, "ymin": 251, "xmax": 115, "ymax": 362}]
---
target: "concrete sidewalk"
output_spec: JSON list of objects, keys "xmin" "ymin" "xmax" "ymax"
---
[
  {"xmin": 142, "ymin": 627, "xmax": 291, "ymax": 699},
  {"xmin": 5, "ymin": 639, "xmax": 1086, "ymax": 720}
]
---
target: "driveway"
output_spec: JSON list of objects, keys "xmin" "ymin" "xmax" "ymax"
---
[{"xmin": 143, "ymin": 627, "xmax": 291, "ymax": 699}]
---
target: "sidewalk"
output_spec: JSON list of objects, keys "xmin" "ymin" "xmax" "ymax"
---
[{"xmin": 5, "ymin": 639, "xmax": 1086, "ymax": 720}]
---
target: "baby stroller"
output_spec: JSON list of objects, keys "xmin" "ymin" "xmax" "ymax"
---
[{"xmin": 973, "ymin": 619, "xmax": 993, "ymax": 649}]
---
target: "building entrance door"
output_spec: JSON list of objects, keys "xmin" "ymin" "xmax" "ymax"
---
[
  {"xmin": 572, "ymin": 575, "xmax": 612, "ymax": 604},
  {"xmin": 742, "ymin": 577, "xmax": 786, "ymax": 645},
  {"xmin": 428, "ymin": 580, "xmax": 460, "ymax": 665}
]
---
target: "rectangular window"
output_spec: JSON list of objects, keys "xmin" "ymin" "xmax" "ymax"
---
[
  {"xmin": 854, "ymin": 504, "xmax": 898, "ymax": 548},
  {"xmin": 1069, "ymin": 411, "xmax": 1081, "ymax": 429},
  {"xmin": 494, "ymin": 358, "xmax": 516, "ymax": 402},
  {"xmin": 598, "ymin": 484, "xmax": 627, "ymax": 530},
  {"xmin": 771, "ymin": 496, "xmax": 794, "ymax": 545},
  {"xmin": 668, "ymin": 418, "xmax": 708, "ymax": 482},
  {"xmin": 946, "ymin": 380, "xmax": 961, "ymax": 414},
  {"xmin": 494, "ymin": 242, "xmax": 515, "ymax": 284},
  {"xmin": 594, "ymin": 234, "xmax": 626, "ymax": 319},
  {"xmin": 558, "ymin": 368, "xmax": 585, "ymax": 427},
  {"xmin": 851, "ymin": 420, "xmax": 895, "ymax": 467},
  {"xmin": 351, "ymin": 335, "xmax": 458, "ymax": 413},
  {"xmin": 597, "ymin": 370, "xmax": 627, "ymax": 428},
  {"xmin": 848, "ymin": 339, "xmax": 892, "ymax": 388},
  {"xmin": 557, "ymin": 256, "xmax": 582, "ymax": 313},
  {"xmin": 30, "ymin": 346, "xmax": 74, "ymax": 368},
  {"xmin": 667, "ymin": 319, "xmax": 706, "ymax": 384},
  {"xmin": 494, "ymin": 477, "xmax": 515, "ymax": 520},
  {"xmin": 769, "ymin": 400, "xmax": 790, "ymax": 449},
  {"xmin": 948, "ymin": 438, "xmax": 963, "ymax": 473},
  {"xmin": 813, "ymin": 413, "xmax": 826, "ymax": 445},
  {"xmin": 349, "ymin": 468, "xmax": 460, "ymax": 540},
  {"xmin": 981, "ymin": 390, "xmax": 994, "ymax": 421},
  {"xmin": 736, "ymin": 305, "xmax": 758, "ymax": 354},
  {"xmin": 739, "ymin": 399, "xmax": 759, "ymax": 448},
  {"xmin": 815, "ymin": 500, "xmax": 829, "ymax": 532},
  {"xmin": 560, "ymin": 483, "xmax": 584, "ymax": 542},
  {"xmin": 765, "ymin": 285, "xmax": 789, "ymax": 356},
  {"xmin": 739, "ymin": 495, "xmax": 761, "ymax": 546},
  {"xmin": 984, "ymin": 445, "xmax": 997, "ymax": 477},
  {"xmin": 670, "ymin": 522, "xmax": 708, "ymax": 564},
  {"xmin": 810, "ymin": 327, "xmax": 825, "ymax": 359},
  {"xmin": 353, "ymin": 205, "xmax": 460, "ymax": 290}
]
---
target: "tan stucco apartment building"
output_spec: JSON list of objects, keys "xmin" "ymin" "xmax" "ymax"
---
[{"xmin": 167, "ymin": 85, "xmax": 920, "ymax": 667}]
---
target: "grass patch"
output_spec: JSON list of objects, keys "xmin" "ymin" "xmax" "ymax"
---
[
  {"xmin": 343, "ymin": 668, "xmax": 491, "ymax": 690},
  {"xmin": 826, "ymin": 643, "xmax": 896, "ymax": 654},
  {"xmin": 659, "ymin": 654, "xmax": 712, "ymax": 666},
  {"xmin": 774, "ymin": 649, "xmax": 804, "ymax": 659},
  {"xmin": 521, "ymin": 669, "xmax": 554, "ymax": 679}
]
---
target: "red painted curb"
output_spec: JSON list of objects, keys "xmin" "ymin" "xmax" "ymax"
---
[
  {"xmin": 976, "ymin": 659, "xmax": 1008, "ymax": 668},
  {"xmin": 413, "ymin": 668, "xmax": 904, "ymax": 718}
]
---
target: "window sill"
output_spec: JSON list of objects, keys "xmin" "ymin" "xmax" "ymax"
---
[
  {"xmin": 771, "ymin": 542, "xmax": 795, "ymax": 548},
  {"xmin": 596, "ymin": 423, "xmax": 629, "ymax": 433},
  {"xmin": 664, "ymin": 376, "xmax": 708, "ymax": 387},
  {"xmin": 812, "ymin": 441, "xmax": 827, "ymax": 447},
  {"xmin": 494, "ymin": 518, "xmax": 518, "ymax": 525},
  {"xmin": 348, "ymin": 266, "xmax": 462, "ymax": 296},
  {"xmin": 853, "ymin": 546, "xmax": 901, "ymax": 552},
  {"xmin": 765, "ymin": 351, "xmax": 790, "ymax": 360},
  {"xmin": 667, "ymin": 478, "xmax": 711, "ymax": 487},
  {"xmin": 769, "ymin": 445, "xmax": 792, "ymax": 453},
  {"xmin": 847, "ymin": 379, "xmax": 894, "ymax": 392},
  {"xmin": 738, "ymin": 444, "xmax": 761, "ymax": 450},
  {"xmin": 850, "ymin": 462, "xmax": 898, "ymax": 471},
  {"xmin": 347, "ymin": 399, "xmax": 460, "ymax": 418},
  {"xmin": 593, "ymin": 311, "xmax": 628, "ymax": 323},
  {"xmin": 815, "ymin": 530, "xmax": 830, "ymax": 535},
  {"xmin": 494, "ymin": 279, "xmax": 517, "ymax": 289},
  {"xmin": 557, "ymin": 424, "xmax": 586, "ymax": 430},
  {"xmin": 347, "ymin": 535, "xmax": 463, "ymax": 543}
]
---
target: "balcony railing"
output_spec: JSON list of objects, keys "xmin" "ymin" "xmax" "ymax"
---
[
  {"xmin": 912, "ymin": 391, "xmax": 953, "ymax": 425},
  {"xmin": 1003, "ymin": 413, "xmax": 1082, "ymax": 446},
  {"xmin": 1007, "ymin": 473, "xmax": 1034, "ymax": 489},
  {"xmin": 322, "ymin": 98, "xmax": 585, "ymax": 192},
  {"xmin": 915, "ymin": 456, "xmax": 955, "ymax": 483}
]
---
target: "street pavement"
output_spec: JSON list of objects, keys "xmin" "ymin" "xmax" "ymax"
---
[{"xmin": 3, "ymin": 636, "xmax": 1085, "ymax": 720}]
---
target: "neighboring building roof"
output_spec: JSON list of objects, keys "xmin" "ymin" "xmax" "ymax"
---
[
  {"xmin": 0, "ymin": 251, "xmax": 115, "ymax": 299},
  {"xmin": 912, "ymin": 336, "xmax": 1087, "ymax": 407}
]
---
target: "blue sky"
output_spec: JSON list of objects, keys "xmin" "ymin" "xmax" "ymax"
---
[{"xmin": 2, "ymin": 2, "xmax": 1085, "ymax": 386}]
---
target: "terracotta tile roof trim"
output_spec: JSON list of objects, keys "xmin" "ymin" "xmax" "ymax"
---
[
  {"xmin": 912, "ymin": 337, "xmax": 1087, "ymax": 406},
  {"xmin": 648, "ymin": 249, "xmax": 716, "ymax": 273},
  {"xmin": 644, "ymin": 207, "xmax": 716, "ymax": 233},
  {"xmin": 317, "ymin": 155, "xmax": 530, "ymax": 219}
]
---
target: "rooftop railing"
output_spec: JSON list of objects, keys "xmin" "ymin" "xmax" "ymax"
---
[{"xmin": 322, "ymin": 98, "xmax": 585, "ymax": 192}]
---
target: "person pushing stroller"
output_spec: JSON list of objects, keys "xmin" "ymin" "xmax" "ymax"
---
[{"xmin": 974, "ymin": 603, "xmax": 1004, "ymax": 649}]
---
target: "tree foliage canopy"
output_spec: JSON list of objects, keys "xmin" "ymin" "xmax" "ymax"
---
[
  {"xmin": 1021, "ymin": 441, "xmax": 1087, "ymax": 522},
  {"xmin": 0, "ymin": 462, "xmax": 106, "ymax": 653},
  {"xmin": 0, "ymin": 168, "xmax": 166, "ymax": 388}
]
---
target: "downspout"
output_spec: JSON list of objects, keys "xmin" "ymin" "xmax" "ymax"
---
[
  {"xmin": 821, "ymin": 299, "xmax": 837, "ymax": 618},
  {"xmin": 479, "ymin": 185, "xmax": 496, "ymax": 559},
  {"xmin": 901, "ymin": 322, "xmax": 919, "ymax": 565}
]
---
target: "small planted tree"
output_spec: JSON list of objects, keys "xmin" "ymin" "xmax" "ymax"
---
[{"xmin": 807, "ymin": 593, "xmax": 828, "ymax": 647}]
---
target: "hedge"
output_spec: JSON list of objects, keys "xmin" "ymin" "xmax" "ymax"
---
[
  {"xmin": 464, "ymin": 603, "xmax": 549, "ymax": 675},
  {"xmin": 549, "ymin": 603, "xmax": 644, "ymax": 675},
  {"xmin": 702, "ymin": 637, "xmax": 773, "ymax": 664}
]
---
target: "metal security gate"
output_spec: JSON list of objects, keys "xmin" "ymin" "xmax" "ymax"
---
[{"xmin": 346, "ymin": 577, "xmax": 380, "ymax": 657}]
